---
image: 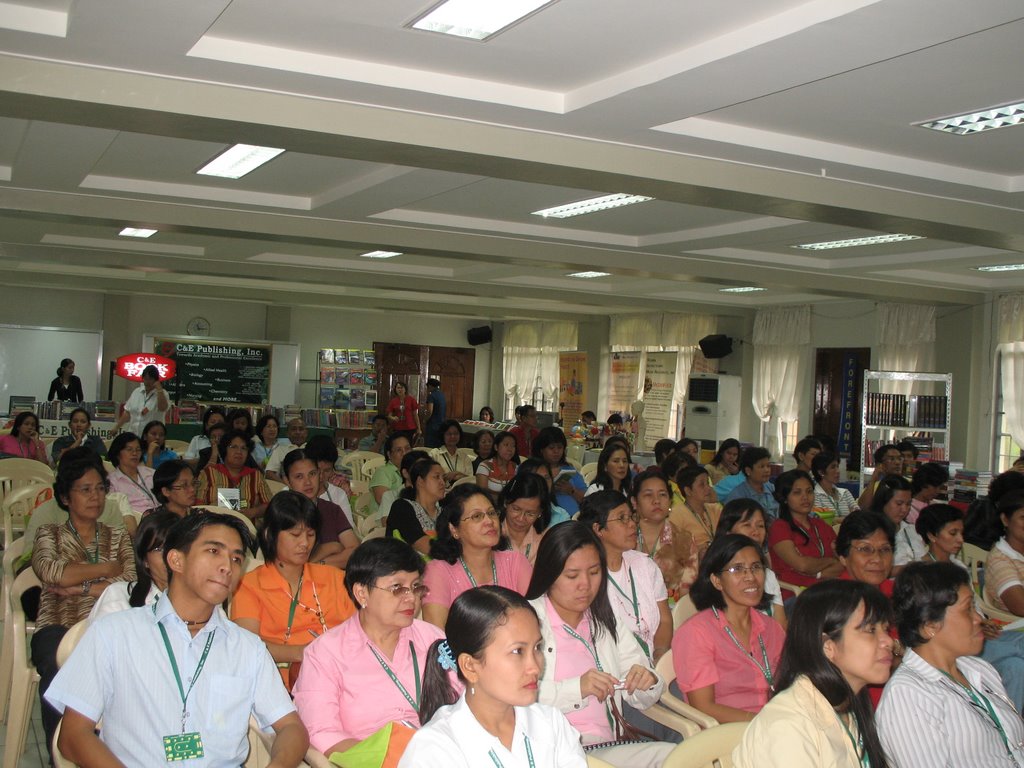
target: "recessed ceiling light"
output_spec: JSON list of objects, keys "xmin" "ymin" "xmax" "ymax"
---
[
  {"xmin": 532, "ymin": 194, "xmax": 654, "ymax": 219},
  {"xmin": 567, "ymin": 271, "xmax": 611, "ymax": 279},
  {"xmin": 410, "ymin": 0, "xmax": 557, "ymax": 40},
  {"xmin": 197, "ymin": 144, "xmax": 285, "ymax": 179},
  {"xmin": 118, "ymin": 227, "xmax": 158, "ymax": 238},
  {"xmin": 719, "ymin": 286, "xmax": 766, "ymax": 293},
  {"xmin": 975, "ymin": 263, "xmax": 1024, "ymax": 273},
  {"xmin": 918, "ymin": 101, "xmax": 1024, "ymax": 135},
  {"xmin": 793, "ymin": 234, "xmax": 924, "ymax": 251},
  {"xmin": 360, "ymin": 250, "xmax": 402, "ymax": 259}
]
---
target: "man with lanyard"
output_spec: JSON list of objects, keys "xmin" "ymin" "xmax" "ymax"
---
[
  {"xmin": 422, "ymin": 379, "xmax": 447, "ymax": 449},
  {"xmin": 46, "ymin": 511, "xmax": 308, "ymax": 767}
]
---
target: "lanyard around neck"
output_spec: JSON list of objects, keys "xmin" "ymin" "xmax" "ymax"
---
[
  {"xmin": 836, "ymin": 711, "xmax": 869, "ymax": 768},
  {"xmin": 67, "ymin": 519, "xmax": 100, "ymax": 564},
  {"xmin": 460, "ymin": 556, "xmax": 498, "ymax": 588},
  {"xmin": 712, "ymin": 607, "xmax": 774, "ymax": 691},
  {"xmin": 283, "ymin": 568, "xmax": 327, "ymax": 642},
  {"xmin": 940, "ymin": 670, "xmax": 1018, "ymax": 761},
  {"xmin": 609, "ymin": 567, "xmax": 652, "ymax": 659},
  {"xmin": 795, "ymin": 519, "xmax": 825, "ymax": 557},
  {"xmin": 488, "ymin": 735, "xmax": 535, "ymax": 768},
  {"xmin": 369, "ymin": 641, "xmax": 421, "ymax": 710},
  {"xmin": 156, "ymin": 610, "xmax": 216, "ymax": 734}
]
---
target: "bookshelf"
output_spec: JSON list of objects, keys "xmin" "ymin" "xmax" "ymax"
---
[{"xmin": 860, "ymin": 370, "xmax": 952, "ymax": 494}]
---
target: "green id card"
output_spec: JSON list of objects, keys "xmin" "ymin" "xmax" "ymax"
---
[{"xmin": 163, "ymin": 732, "xmax": 204, "ymax": 761}]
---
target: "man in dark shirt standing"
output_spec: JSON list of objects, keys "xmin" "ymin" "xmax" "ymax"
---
[{"xmin": 422, "ymin": 378, "xmax": 447, "ymax": 448}]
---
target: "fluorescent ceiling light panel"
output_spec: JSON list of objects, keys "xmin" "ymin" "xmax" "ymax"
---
[
  {"xmin": 918, "ymin": 101, "xmax": 1024, "ymax": 135},
  {"xmin": 360, "ymin": 250, "xmax": 402, "ymax": 259},
  {"xmin": 567, "ymin": 271, "xmax": 611, "ymax": 279},
  {"xmin": 118, "ymin": 227, "xmax": 158, "ymax": 238},
  {"xmin": 411, "ymin": 0, "xmax": 557, "ymax": 40},
  {"xmin": 719, "ymin": 286, "xmax": 766, "ymax": 293},
  {"xmin": 532, "ymin": 193, "xmax": 654, "ymax": 219},
  {"xmin": 793, "ymin": 234, "xmax": 923, "ymax": 251},
  {"xmin": 196, "ymin": 144, "xmax": 285, "ymax": 179},
  {"xmin": 975, "ymin": 263, "xmax": 1024, "ymax": 273}
]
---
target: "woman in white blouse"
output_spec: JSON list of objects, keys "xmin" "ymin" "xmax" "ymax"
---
[
  {"xmin": 89, "ymin": 511, "xmax": 176, "ymax": 620},
  {"xmin": 811, "ymin": 452, "xmax": 858, "ymax": 524},
  {"xmin": 400, "ymin": 586, "xmax": 586, "ymax": 768},
  {"xmin": 430, "ymin": 420, "xmax": 474, "ymax": 487},
  {"xmin": 878, "ymin": 561, "xmax": 1024, "ymax": 767}
]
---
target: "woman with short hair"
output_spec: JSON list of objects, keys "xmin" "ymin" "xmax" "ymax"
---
[
  {"xmin": 909, "ymin": 462, "xmax": 950, "ymax": 524},
  {"xmin": 50, "ymin": 407, "xmax": 106, "ymax": 465},
  {"xmin": 497, "ymin": 472, "xmax": 551, "ymax": 565},
  {"xmin": 670, "ymin": 464, "xmax": 722, "ymax": 557},
  {"xmin": 470, "ymin": 429, "xmax": 494, "ymax": 473},
  {"xmin": 145, "ymin": 459, "xmax": 201, "ymax": 518},
  {"xmin": 835, "ymin": 510, "xmax": 896, "ymax": 595},
  {"xmin": 872, "ymin": 474, "xmax": 923, "ymax": 574},
  {"xmin": 878, "ymin": 562, "xmax": 1024, "ymax": 767},
  {"xmin": 232, "ymin": 491, "xmax": 356, "ymax": 690},
  {"xmin": 916, "ymin": 504, "xmax": 966, "ymax": 566},
  {"xmin": 251, "ymin": 413, "xmax": 288, "ymax": 469},
  {"xmin": 811, "ymin": 452, "xmax": 858, "ymax": 524},
  {"xmin": 733, "ymin": 580, "xmax": 893, "ymax": 768},
  {"xmin": 106, "ymin": 432, "xmax": 156, "ymax": 531},
  {"xmin": 723, "ymin": 446, "xmax": 779, "ymax": 520},
  {"xmin": 532, "ymin": 426, "xmax": 587, "ymax": 517},
  {"xmin": 196, "ymin": 428, "xmax": 272, "ymax": 520},
  {"xmin": 430, "ymin": 419, "xmax": 474, "ymax": 487}
]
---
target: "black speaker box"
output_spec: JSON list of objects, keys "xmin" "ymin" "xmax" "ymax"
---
[
  {"xmin": 698, "ymin": 334, "xmax": 733, "ymax": 359},
  {"xmin": 467, "ymin": 326, "xmax": 493, "ymax": 346}
]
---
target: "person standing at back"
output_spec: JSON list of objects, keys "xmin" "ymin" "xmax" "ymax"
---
[
  {"xmin": 422, "ymin": 378, "xmax": 447, "ymax": 448},
  {"xmin": 47, "ymin": 358, "xmax": 84, "ymax": 402}
]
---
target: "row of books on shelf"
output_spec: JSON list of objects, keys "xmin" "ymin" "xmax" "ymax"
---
[
  {"xmin": 952, "ymin": 469, "xmax": 994, "ymax": 503},
  {"xmin": 26, "ymin": 400, "xmax": 118, "ymax": 421},
  {"xmin": 864, "ymin": 438, "xmax": 947, "ymax": 467},
  {"xmin": 300, "ymin": 409, "xmax": 375, "ymax": 429},
  {"xmin": 318, "ymin": 387, "xmax": 378, "ymax": 411},
  {"xmin": 320, "ymin": 367, "xmax": 378, "ymax": 387},
  {"xmin": 865, "ymin": 393, "xmax": 948, "ymax": 428},
  {"xmin": 165, "ymin": 402, "xmax": 372, "ymax": 430},
  {"xmin": 318, "ymin": 348, "xmax": 375, "ymax": 366}
]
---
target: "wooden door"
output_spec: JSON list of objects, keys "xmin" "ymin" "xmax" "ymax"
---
[
  {"xmin": 813, "ymin": 347, "xmax": 870, "ymax": 470},
  {"xmin": 426, "ymin": 345, "xmax": 476, "ymax": 422},
  {"xmin": 374, "ymin": 342, "xmax": 428, "ymax": 413}
]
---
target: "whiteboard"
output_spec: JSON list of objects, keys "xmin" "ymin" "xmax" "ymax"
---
[
  {"xmin": 143, "ymin": 335, "xmax": 299, "ymax": 406},
  {"xmin": 0, "ymin": 324, "xmax": 103, "ymax": 411}
]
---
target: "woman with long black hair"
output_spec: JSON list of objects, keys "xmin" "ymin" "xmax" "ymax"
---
[
  {"xmin": 733, "ymin": 579, "xmax": 893, "ymax": 767},
  {"xmin": 89, "ymin": 511, "xmax": 178, "ymax": 619}
]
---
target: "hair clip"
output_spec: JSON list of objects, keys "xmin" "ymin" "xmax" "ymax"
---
[{"xmin": 437, "ymin": 640, "xmax": 457, "ymax": 671}]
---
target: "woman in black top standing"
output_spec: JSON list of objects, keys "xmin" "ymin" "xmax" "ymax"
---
[{"xmin": 47, "ymin": 358, "xmax": 84, "ymax": 402}]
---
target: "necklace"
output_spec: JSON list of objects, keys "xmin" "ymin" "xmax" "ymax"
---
[{"xmin": 182, "ymin": 618, "xmax": 209, "ymax": 627}]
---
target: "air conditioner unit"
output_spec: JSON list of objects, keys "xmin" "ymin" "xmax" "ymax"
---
[{"xmin": 684, "ymin": 374, "xmax": 742, "ymax": 446}]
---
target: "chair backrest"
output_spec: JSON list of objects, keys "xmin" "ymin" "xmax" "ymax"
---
[
  {"xmin": 654, "ymin": 652, "xmax": 720, "ymax": 730},
  {"xmin": 565, "ymin": 457, "xmax": 582, "ymax": 472},
  {"xmin": 586, "ymin": 757, "xmax": 617, "ymax": 768},
  {"xmin": 56, "ymin": 619, "xmax": 90, "ymax": 668},
  {"xmin": 359, "ymin": 455, "xmax": 386, "ymax": 483},
  {"xmin": 456, "ymin": 447, "xmax": 478, "ymax": 463},
  {"xmin": 661, "ymin": 721, "xmax": 748, "ymax": 768},
  {"xmin": 672, "ymin": 594, "xmax": 698, "ymax": 628},
  {"xmin": 581, "ymin": 462, "xmax": 598, "ymax": 484},
  {"xmin": 52, "ymin": 719, "xmax": 79, "ymax": 768},
  {"xmin": 961, "ymin": 542, "xmax": 988, "ymax": 568},
  {"xmin": 452, "ymin": 475, "xmax": 478, "ymax": 488},
  {"xmin": 0, "ymin": 458, "xmax": 53, "ymax": 506},
  {"xmin": 2, "ymin": 482, "xmax": 54, "ymax": 545},
  {"xmin": 164, "ymin": 439, "xmax": 190, "ymax": 453},
  {"xmin": 193, "ymin": 505, "xmax": 259, "ymax": 538},
  {"xmin": 265, "ymin": 479, "xmax": 287, "ymax": 497},
  {"xmin": 3, "ymin": 536, "xmax": 28, "ymax": 629}
]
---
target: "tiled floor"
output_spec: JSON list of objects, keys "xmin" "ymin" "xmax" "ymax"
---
[{"xmin": 0, "ymin": 695, "xmax": 50, "ymax": 768}]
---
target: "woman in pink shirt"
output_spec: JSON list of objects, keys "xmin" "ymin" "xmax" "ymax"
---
[
  {"xmin": 0, "ymin": 411, "xmax": 50, "ymax": 465},
  {"xmin": 672, "ymin": 534, "xmax": 785, "ymax": 722},
  {"xmin": 292, "ymin": 538, "xmax": 445, "ymax": 760},
  {"xmin": 497, "ymin": 472, "xmax": 551, "ymax": 566},
  {"xmin": 422, "ymin": 485, "xmax": 532, "ymax": 629}
]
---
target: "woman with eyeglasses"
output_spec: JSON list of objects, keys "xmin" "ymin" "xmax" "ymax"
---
[
  {"xmin": 89, "ymin": 510, "xmax": 177, "ymax": 620},
  {"xmin": 525, "ymin": 522, "xmax": 674, "ymax": 768},
  {"xmin": 143, "ymin": 459, "xmax": 201, "ymax": 519},
  {"xmin": 733, "ymin": 580, "xmax": 893, "ymax": 768},
  {"xmin": 401, "ymin": 586, "xmax": 587, "ymax": 767},
  {"xmin": 714, "ymin": 498, "xmax": 786, "ymax": 628},
  {"xmin": 293, "ymin": 538, "xmax": 445, "ymax": 759},
  {"xmin": 32, "ymin": 454, "xmax": 135, "ymax": 761},
  {"xmin": 498, "ymin": 472, "xmax": 551, "ymax": 566},
  {"xmin": 878, "ymin": 562, "xmax": 1024, "ymax": 768},
  {"xmin": 233, "ymin": 491, "xmax": 356, "ymax": 690},
  {"xmin": 673, "ymin": 534, "xmax": 785, "ymax": 723},
  {"xmin": 835, "ymin": 511, "xmax": 897, "ymax": 596},
  {"xmin": 579, "ymin": 491, "xmax": 672, "ymax": 665},
  {"xmin": 196, "ymin": 428, "xmax": 272, "ymax": 520},
  {"xmin": 106, "ymin": 431, "xmax": 156, "ymax": 535},
  {"xmin": 422, "ymin": 485, "xmax": 533, "ymax": 629}
]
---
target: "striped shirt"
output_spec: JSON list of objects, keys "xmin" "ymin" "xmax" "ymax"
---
[{"xmin": 878, "ymin": 648, "xmax": 1024, "ymax": 767}]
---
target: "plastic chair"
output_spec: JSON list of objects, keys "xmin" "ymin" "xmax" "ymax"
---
[
  {"xmin": 5, "ymin": 568, "xmax": 42, "ymax": 768},
  {"xmin": 303, "ymin": 746, "xmax": 334, "ymax": 768},
  {"xmin": 586, "ymin": 757, "xmax": 616, "ymax": 768},
  {"xmin": 164, "ymin": 439, "xmax": 190, "ymax": 453},
  {"xmin": 360, "ymin": 455, "xmax": 386, "ymax": 483},
  {"xmin": 456, "ymin": 447, "xmax": 478, "ymax": 463},
  {"xmin": 52, "ymin": 719, "xmax": 79, "ymax": 768},
  {"xmin": 194, "ymin": 505, "xmax": 259, "ymax": 538},
  {"xmin": 647, "ymin": 651, "xmax": 719, "ymax": 736},
  {"xmin": 340, "ymin": 451, "xmax": 383, "ymax": 484},
  {"xmin": 671, "ymin": 594, "xmax": 698, "ymax": 629},
  {"xmin": 660, "ymin": 721, "xmax": 748, "ymax": 768},
  {"xmin": 778, "ymin": 580, "xmax": 806, "ymax": 597},
  {"xmin": 581, "ymin": 462, "xmax": 598, "ymax": 484},
  {"xmin": 266, "ymin": 478, "xmax": 287, "ymax": 497},
  {"xmin": 0, "ymin": 458, "xmax": 52, "ymax": 518},
  {"xmin": 56, "ymin": 619, "xmax": 90, "ymax": 668},
  {"xmin": 2, "ymin": 482, "xmax": 53, "ymax": 546},
  {"xmin": 565, "ymin": 457, "xmax": 582, "ymax": 472},
  {"xmin": 0, "ymin": 536, "xmax": 29, "ymax": 723},
  {"xmin": 452, "ymin": 475, "xmax": 478, "ymax": 487},
  {"xmin": 244, "ymin": 715, "xmax": 273, "ymax": 768}
]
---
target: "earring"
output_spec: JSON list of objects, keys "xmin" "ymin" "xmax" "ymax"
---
[{"xmin": 469, "ymin": 686, "xmax": 475, "ymax": 696}]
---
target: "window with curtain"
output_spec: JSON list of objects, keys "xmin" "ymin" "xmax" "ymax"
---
[
  {"xmin": 876, "ymin": 302, "xmax": 936, "ymax": 397},
  {"xmin": 609, "ymin": 313, "xmax": 716, "ymax": 439},
  {"xmin": 502, "ymin": 321, "xmax": 578, "ymax": 418},
  {"xmin": 996, "ymin": 294, "xmax": 1024, "ymax": 469},
  {"xmin": 752, "ymin": 305, "xmax": 811, "ymax": 459}
]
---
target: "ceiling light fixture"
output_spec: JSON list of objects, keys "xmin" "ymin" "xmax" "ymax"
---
[
  {"xmin": 918, "ymin": 101, "xmax": 1024, "ymax": 135},
  {"xmin": 793, "ymin": 234, "xmax": 924, "ymax": 251},
  {"xmin": 410, "ymin": 0, "xmax": 557, "ymax": 40},
  {"xmin": 567, "ymin": 271, "xmax": 611, "ymax": 279},
  {"xmin": 719, "ymin": 286, "xmax": 766, "ymax": 293},
  {"xmin": 196, "ymin": 144, "xmax": 285, "ymax": 179},
  {"xmin": 975, "ymin": 263, "xmax": 1024, "ymax": 273},
  {"xmin": 118, "ymin": 227, "xmax": 158, "ymax": 238},
  {"xmin": 360, "ymin": 250, "xmax": 402, "ymax": 259},
  {"xmin": 532, "ymin": 193, "xmax": 654, "ymax": 219}
]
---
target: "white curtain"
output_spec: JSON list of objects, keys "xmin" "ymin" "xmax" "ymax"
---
[
  {"xmin": 876, "ymin": 303, "xmax": 936, "ymax": 396},
  {"xmin": 752, "ymin": 306, "xmax": 811, "ymax": 458},
  {"xmin": 998, "ymin": 294, "xmax": 1024, "ymax": 447},
  {"xmin": 610, "ymin": 313, "xmax": 715, "ymax": 402},
  {"xmin": 502, "ymin": 321, "xmax": 578, "ymax": 406}
]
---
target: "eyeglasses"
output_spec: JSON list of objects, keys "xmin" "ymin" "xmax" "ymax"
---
[
  {"xmin": 227, "ymin": 443, "xmax": 249, "ymax": 451},
  {"xmin": 123, "ymin": 446, "xmax": 142, "ymax": 455},
  {"xmin": 607, "ymin": 513, "xmax": 639, "ymax": 526},
  {"xmin": 721, "ymin": 563, "xmax": 766, "ymax": 577},
  {"xmin": 507, "ymin": 506, "xmax": 541, "ymax": 520},
  {"xmin": 850, "ymin": 544, "xmax": 894, "ymax": 557},
  {"xmin": 463, "ymin": 510, "xmax": 500, "ymax": 524},
  {"xmin": 169, "ymin": 481, "xmax": 201, "ymax": 491},
  {"xmin": 372, "ymin": 583, "xmax": 429, "ymax": 599},
  {"xmin": 71, "ymin": 483, "xmax": 109, "ymax": 496}
]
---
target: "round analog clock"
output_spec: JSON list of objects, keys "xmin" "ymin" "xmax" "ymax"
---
[{"xmin": 186, "ymin": 316, "xmax": 211, "ymax": 337}]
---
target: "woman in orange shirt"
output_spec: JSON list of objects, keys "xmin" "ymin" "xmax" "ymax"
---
[{"xmin": 232, "ymin": 491, "xmax": 355, "ymax": 689}]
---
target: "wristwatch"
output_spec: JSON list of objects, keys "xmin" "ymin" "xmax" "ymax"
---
[{"xmin": 81, "ymin": 580, "xmax": 91, "ymax": 596}]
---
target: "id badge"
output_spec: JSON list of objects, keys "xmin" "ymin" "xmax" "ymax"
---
[{"xmin": 163, "ymin": 732, "xmax": 204, "ymax": 762}]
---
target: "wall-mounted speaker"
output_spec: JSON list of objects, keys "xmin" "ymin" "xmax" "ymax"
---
[
  {"xmin": 467, "ymin": 326, "xmax": 493, "ymax": 346},
  {"xmin": 698, "ymin": 334, "xmax": 733, "ymax": 359}
]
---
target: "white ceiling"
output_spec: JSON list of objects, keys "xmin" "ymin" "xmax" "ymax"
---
[{"xmin": 0, "ymin": 0, "xmax": 1022, "ymax": 320}]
